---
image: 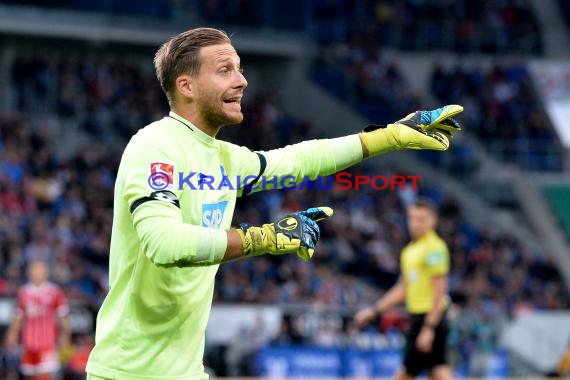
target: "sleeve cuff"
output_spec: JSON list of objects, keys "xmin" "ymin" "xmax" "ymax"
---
[{"xmin": 194, "ymin": 228, "xmax": 228, "ymax": 265}]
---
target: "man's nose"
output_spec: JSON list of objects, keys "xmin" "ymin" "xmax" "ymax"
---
[{"xmin": 235, "ymin": 70, "xmax": 248, "ymax": 89}]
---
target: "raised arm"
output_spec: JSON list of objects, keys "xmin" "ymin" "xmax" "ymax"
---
[{"xmin": 239, "ymin": 105, "xmax": 462, "ymax": 194}]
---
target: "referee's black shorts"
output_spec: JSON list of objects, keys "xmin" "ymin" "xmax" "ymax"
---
[{"xmin": 402, "ymin": 312, "xmax": 449, "ymax": 377}]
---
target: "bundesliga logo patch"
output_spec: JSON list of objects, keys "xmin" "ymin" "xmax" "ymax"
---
[{"xmin": 150, "ymin": 162, "xmax": 175, "ymax": 186}]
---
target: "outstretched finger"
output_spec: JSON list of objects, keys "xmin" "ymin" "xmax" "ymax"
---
[
  {"xmin": 420, "ymin": 104, "xmax": 464, "ymax": 126},
  {"xmin": 298, "ymin": 206, "xmax": 334, "ymax": 222},
  {"xmin": 429, "ymin": 117, "xmax": 462, "ymax": 132}
]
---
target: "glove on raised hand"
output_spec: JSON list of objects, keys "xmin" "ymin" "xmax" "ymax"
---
[{"xmin": 359, "ymin": 104, "xmax": 463, "ymax": 158}]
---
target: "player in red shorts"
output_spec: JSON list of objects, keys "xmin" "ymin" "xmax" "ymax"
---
[{"xmin": 5, "ymin": 260, "xmax": 71, "ymax": 380}]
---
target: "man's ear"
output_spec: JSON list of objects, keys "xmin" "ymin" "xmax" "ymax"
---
[{"xmin": 175, "ymin": 74, "xmax": 194, "ymax": 100}]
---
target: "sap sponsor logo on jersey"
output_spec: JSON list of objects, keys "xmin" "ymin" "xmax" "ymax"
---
[{"xmin": 202, "ymin": 201, "xmax": 228, "ymax": 229}]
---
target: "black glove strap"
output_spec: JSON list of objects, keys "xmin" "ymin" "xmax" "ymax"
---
[{"xmin": 363, "ymin": 124, "xmax": 386, "ymax": 132}]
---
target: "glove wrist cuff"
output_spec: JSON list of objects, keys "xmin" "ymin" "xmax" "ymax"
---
[
  {"xmin": 237, "ymin": 224, "xmax": 268, "ymax": 257},
  {"xmin": 359, "ymin": 125, "xmax": 399, "ymax": 158}
]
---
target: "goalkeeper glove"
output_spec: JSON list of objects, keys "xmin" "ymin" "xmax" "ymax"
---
[
  {"xmin": 359, "ymin": 104, "xmax": 463, "ymax": 158},
  {"xmin": 236, "ymin": 206, "xmax": 333, "ymax": 261}
]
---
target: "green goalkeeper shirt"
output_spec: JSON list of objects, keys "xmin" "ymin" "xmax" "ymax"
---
[{"xmin": 86, "ymin": 112, "xmax": 363, "ymax": 380}]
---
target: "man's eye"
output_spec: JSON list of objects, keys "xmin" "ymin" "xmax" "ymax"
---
[{"xmin": 238, "ymin": 67, "xmax": 244, "ymax": 74}]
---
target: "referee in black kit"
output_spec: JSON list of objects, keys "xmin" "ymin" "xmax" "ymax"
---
[{"xmin": 354, "ymin": 199, "xmax": 454, "ymax": 380}]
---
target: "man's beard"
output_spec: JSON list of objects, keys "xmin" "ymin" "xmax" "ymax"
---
[{"xmin": 197, "ymin": 90, "xmax": 243, "ymax": 129}]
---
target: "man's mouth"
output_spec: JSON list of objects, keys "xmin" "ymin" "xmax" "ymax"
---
[{"xmin": 223, "ymin": 97, "xmax": 241, "ymax": 105}]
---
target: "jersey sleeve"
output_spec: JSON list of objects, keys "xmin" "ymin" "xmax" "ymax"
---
[
  {"xmin": 231, "ymin": 135, "xmax": 363, "ymax": 196},
  {"xmin": 120, "ymin": 132, "xmax": 227, "ymax": 267},
  {"xmin": 121, "ymin": 132, "xmax": 183, "ymax": 212},
  {"xmin": 54, "ymin": 287, "xmax": 70, "ymax": 318},
  {"xmin": 424, "ymin": 242, "xmax": 450, "ymax": 276}
]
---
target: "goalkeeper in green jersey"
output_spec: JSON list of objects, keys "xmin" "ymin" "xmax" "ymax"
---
[{"xmin": 86, "ymin": 27, "xmax": 463, "ymax": 380}]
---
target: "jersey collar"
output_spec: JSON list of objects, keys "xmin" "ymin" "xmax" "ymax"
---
[
  {"xmin": 411, "ymin": 229, "xmax": 436, "ymax": 243},
  {"xmin": 418, "ymin": 230, "xmax": 437, "ymax": 241},
  {"xmin": 168, "ymin": 111, "xmax": 216, "ymax": 145},
  {"xmin": 27, "ymin": 282, "xmax": 48, "ymax": 292}
]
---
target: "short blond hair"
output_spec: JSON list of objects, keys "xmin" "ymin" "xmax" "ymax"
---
[
  {"xmin": 154, "ymin": 27, "xmax": 231, "ymax": 103},
  {"xmin": 411, "ymin": 198, "xmax": 439, "ymax": 216}
]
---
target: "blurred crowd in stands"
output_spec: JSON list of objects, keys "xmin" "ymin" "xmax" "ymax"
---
[
  {"xmin": 11, "ymin": 56, "xmax": 167, "ymax": 143},
  {"xmin": 0, "ymin": 0, "xmax": 173, "ymax": 18},
  {"xmin": 2, "ymin": 0, "xmax": 560, "ymax": 171},
  {"xmin": 0, "ymin": 0, "xmax": 546, "ymax": 54},
  {"xmin": 200, "ymin": 0, "xmax": 309, "ymax": 30},
  {"xmin": 1, "ymin": 54, "xmax": 568, "ymax": 377},
  {"xmin": 313, "ymin": 47, "xmax": 564, "ymax": 171},
  {"xmin": 430, "ymin": 64, "xmax": 563, "ymax": 171},
  {"xmin": 312, "ymin": 43, "xmax": 562, "ymax": 173},
  {"xmin": 0, "ymin": 0, "xmax": 566, "ymax": 376},
  {"xmin": 312, "ymin": 43, "xmax": 420, "ymax": 124},
  {"xmin": 201, "ymin": 0, "xmax": 543, "ymax": 54},
  {"xmin": 0, "ymin": 1, "xmax": 567, "ymax": 376},
  {"xmin": 311, "ymin": 0, "xmax": 542, "ymax": 54}
]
